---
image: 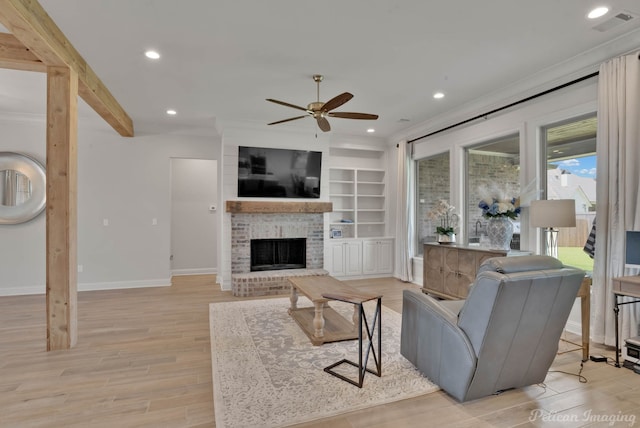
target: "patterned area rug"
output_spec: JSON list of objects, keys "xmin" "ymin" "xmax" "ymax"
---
[{"xmin": 209, "ymin": 297, "xmax": 439, "ymax": 428}]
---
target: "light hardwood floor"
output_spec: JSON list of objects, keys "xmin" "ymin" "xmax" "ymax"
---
[{"xmin": 1, "ymin": 276, "xmax": 639, "ymax": 427}]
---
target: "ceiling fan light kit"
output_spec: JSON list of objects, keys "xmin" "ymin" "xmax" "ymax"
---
[{"xmin": 266, "ymin": 75, "xmax": 378, "ymax": 132}]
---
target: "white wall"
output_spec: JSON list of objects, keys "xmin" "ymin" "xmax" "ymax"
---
[
  {"xmin": 0, "ymin": 115, "xmax": 221, "ymax": 295},
  {"xmin": 0, "ymin": 115, "xmax": 47, "ymax": 294}
]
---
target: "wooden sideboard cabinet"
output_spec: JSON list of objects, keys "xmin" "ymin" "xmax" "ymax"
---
[{"xmin": 422, "ymin": 244, "xmax": 512, "ymax": 299}]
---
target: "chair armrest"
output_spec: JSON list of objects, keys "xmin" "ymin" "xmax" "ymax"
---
[
  {"xmin": 400, "ymin": 289, "xmax": 477, "ymax": 402},
  {"xmin": 410, "ymin": 291, "xmax": 460, "ymax": 323}
]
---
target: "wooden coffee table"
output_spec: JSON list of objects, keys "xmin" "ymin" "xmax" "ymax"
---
[{"xmin": 288, "ymin": 275, "xmax": 366, "ymax": 346}]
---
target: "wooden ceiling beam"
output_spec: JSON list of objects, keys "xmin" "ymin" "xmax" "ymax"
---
[
  {"xmin": 0, "ymin": 0, "xmax": 134, "ymax": 137},
  {"xmin": 0, "ymin": 32, "xmax": 45, "ymax": 72}
]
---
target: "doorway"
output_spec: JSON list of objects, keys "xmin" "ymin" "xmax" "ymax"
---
[{"xmin": 170, "ymin": 158, "xmax": 218, "ymax": 275}]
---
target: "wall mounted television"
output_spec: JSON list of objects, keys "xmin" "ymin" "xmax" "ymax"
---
[
  {"xmin": 625, "ymin": 230, "xmax": 640, "ymax": 269},
  {"xmin": 237, "ymin": 146, "xmax": 322, "ymax": 198}
]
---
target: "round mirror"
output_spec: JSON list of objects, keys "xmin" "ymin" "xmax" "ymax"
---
[{"xmin": 0, "ymin": 152, "xmax": 46, "ymax": 224}]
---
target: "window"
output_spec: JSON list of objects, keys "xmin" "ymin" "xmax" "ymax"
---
[
  {"xmin": 415, "ymin": 152, "xmax": 449, "ymax": 256},
  {"xmin": 541, "ymin": 114, "xmax": 596, "ymax": 273},
  {"xmin": 465, "ymin": 134, "xmax": 520, "ymax": 248}
]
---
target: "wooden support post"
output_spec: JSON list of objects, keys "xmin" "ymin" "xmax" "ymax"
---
[{"xmin": 46, "ymin": 65, "xmax": 78, "ymax": 350}]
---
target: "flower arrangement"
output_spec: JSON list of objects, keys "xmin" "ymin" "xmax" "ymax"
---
[
  {"xmin": 477, "ymin": 185, "xmax": 521, "ymax": 220},
  {"xmin": 427, "ymin": 199, "xmax": 458, "ymax": 235}
]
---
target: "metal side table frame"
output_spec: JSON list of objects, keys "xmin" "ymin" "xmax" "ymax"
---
[
  {"xmin": 322, "ymin": 292, "xmax": 382, "ymax": 388},
  {"xmin": 612, "ymin": 276, "xmax": 640, "ymax": 368}
]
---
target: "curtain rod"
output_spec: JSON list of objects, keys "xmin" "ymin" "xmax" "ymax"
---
[{"xmin": 407, "ymin": 70, "xmax": 600, "ymax": 144}]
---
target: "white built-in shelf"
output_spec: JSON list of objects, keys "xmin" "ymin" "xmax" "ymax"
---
[{"xmin": 329, "ymin": 167, "xmax": 386, "ymax": 239}]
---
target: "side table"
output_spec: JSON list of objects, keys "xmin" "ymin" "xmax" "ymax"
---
[
  {"xmin": 612, "ymin": 276, "xmax": 640, "ymax": 367},
  {"xmin": 322, "ymin": 290, "xmax": 382, "ymax": 388}
]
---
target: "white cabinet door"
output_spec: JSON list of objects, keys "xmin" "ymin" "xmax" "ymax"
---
[
  {"xmin": 362, "ymin": 239, "xmax": 394, "ymax": 275},
  {"xmin": 327, "ymin": 240, "xmax": 362, "ymax": 277},
  {"xmin": 377, "ymin": 239, "xmax": 393, "ymax": 274},
  {"xmin": 362, "ymin": 240, "xmax": 378, "ymax": 274},
  {"xmin": 344, "ymin": 241, "xmax": 363, "ymax": 276},
  {"xmin": 328, "ymin": 241, "xmax": 346, "ymax": 277}
]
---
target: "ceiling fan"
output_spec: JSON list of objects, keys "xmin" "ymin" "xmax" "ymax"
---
[{"xmin": 266, "ymin": 75, "xmax": 378, "ymax": 132}]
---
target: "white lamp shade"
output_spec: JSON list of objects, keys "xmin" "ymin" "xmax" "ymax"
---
[{"xmin": 530, "ymin": 199, "xmax": 576, "ymax": 228}]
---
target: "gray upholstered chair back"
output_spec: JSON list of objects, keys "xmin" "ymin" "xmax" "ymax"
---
[
  {"xmin": 400, "ymin": 255, "xmax": 585, "ymax": 402},
  {"xmin": 457, "ymin": 256, "xmax": 584, "ymax": 400}
]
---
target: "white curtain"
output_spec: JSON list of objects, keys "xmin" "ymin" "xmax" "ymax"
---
[
  {"xmin": 592, "ymin": 52, "xmax": 640, "ymax": 347},
  {"xmin": 395, "ymin": 141, "xmax": 414, "ymax": 282}
]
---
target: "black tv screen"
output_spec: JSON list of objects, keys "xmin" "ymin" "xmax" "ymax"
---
[
  {"xmin": 625, "ymin": 231, "xmax": 640, "ymax": 269},
  {"xmin": 237, "ymin": 146, "xmax": 322, "ymax": 198}
]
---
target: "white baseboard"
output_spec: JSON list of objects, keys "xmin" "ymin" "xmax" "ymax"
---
[
  {"xmin": 79, "ymin": 278, "xmax": 171, "ymax": 292},
  {"xmin": 412, "ymin": 257, "xmax": 424, "ymax": 286},
  {"xmin": 564, "ymin": 319, "xmax": 583, "ymax": 337},
  {"xmin": 0, "ymin": 278, "xmax": 172, "ymax": 296},
  {"xmin": 219, "ymin": 277, "xmax": 231, "ymax": 291},
  {"xmin": 0, "ymin": 285, "xmax": 44, "ymax": 296},
  {"xmin": 171, "ymin": 268, "xmax": 217, "ymax": 276}
]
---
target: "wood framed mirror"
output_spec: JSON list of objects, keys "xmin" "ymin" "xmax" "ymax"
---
[{"xmin": 0, "ymin": 152, "xmax": 46, "ymax": 224}]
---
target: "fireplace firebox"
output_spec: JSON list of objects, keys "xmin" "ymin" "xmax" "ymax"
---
[{"xmin": 250, "ymin": 238, "xmax": 306, "ymax": 272}]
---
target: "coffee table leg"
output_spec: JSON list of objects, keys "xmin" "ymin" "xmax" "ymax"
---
[
  {"xmin": 313, "ymin": 301, "xmax": 325, "ymax": 338},
  {"xmin": 289, "ymin": 287, "xmax": 298, "ymax": 312}
]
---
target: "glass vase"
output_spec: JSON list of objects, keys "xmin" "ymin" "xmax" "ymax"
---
[{"xmin": 486, "ymin": 217, "xmax": 513, "ymax": 251}]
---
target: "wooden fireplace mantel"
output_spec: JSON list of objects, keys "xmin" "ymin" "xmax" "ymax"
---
[{"xmin": 225, "ymin": 201, "xmax": 333, "ymax": 214}]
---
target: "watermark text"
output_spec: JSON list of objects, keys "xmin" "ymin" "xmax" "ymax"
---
[{"xmin": 529, "ymin": 409, "xmax": 636, "ymax": 426}]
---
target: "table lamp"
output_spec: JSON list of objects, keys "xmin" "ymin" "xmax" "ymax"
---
[{"xmin": 530, "ymin": 199, "xmax": 576, "ymax": 258}]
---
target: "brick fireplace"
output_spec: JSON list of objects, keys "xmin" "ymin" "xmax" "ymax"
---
[
  {"xmin": 226, "ymin": 201, "xmax": 332, "ymax": 296},
  {"xmin": 230, "ymin": 212, "xmax": 324, "ymax": 274}
]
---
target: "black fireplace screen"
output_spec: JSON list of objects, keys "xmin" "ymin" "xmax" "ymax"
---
[{"xmin": 250, "ymin": 238, "xmax": 306, "ymax": 272}]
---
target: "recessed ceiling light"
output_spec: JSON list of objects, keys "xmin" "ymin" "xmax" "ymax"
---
[
  {"xmin": 166, "ymin": 109, "xmax": 177, "ymax": 115},
  {"xmin": 433, "ymin": 92, "xmax": 445, "ymax": 99},
  {"xmin": 366, "ymin": 128, "xmax": 375, "ymax": 133},
  {"xmin": 588, "ymin": 6, "xmax": 609, "ymax": 19},
  {"xmin": 145, "ymin": 50, "xmax": 160, "ymax": 59}
]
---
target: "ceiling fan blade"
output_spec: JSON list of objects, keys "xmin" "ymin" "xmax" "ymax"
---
[
  {"xmin": 267, "ymin": 115, "xmax": 308, "ymax": 125},
  {"xmin": 316, "ymin": 117, "xmax": 331, "ymax": 132},
  {"xmin": 321, "ymin": 92, "xmax": 353, "ymax": 112},
  {"xmin": 328, "ymin": 112, "xmax": 379, "ymax": 120},
  {"xmin": 266, "ymin": 98, "xmax": 309, "ymax": 112}
]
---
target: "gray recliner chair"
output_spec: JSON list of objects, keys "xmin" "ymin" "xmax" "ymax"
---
[{"xmin": 401, "ymin": 255, "xmax": 585, "ymax": 402}]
